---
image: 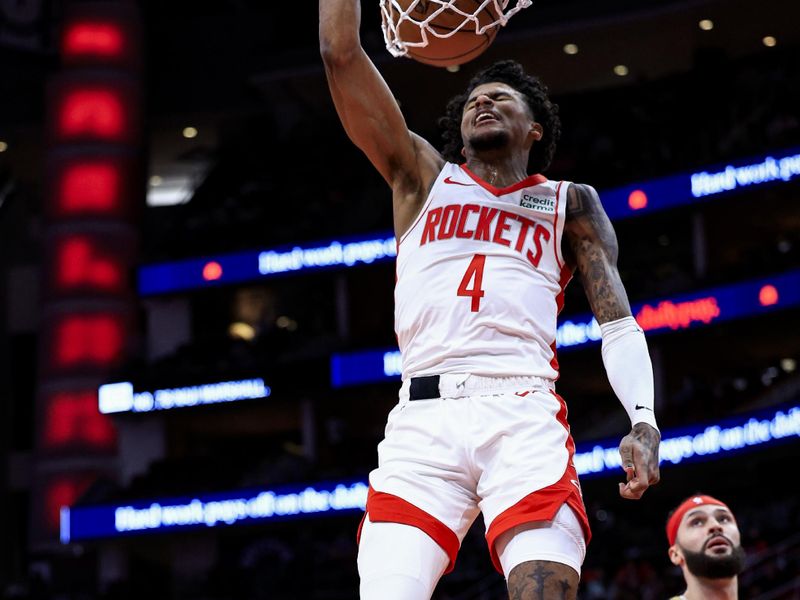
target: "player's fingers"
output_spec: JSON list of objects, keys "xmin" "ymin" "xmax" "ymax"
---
[
  {"xmin": 619, "ymin": 477, "xmax": 648, "ymax": 500},
  {"xmin": 623, "ymin": 464, "xmax": 635, "ymax": 482},
  {"xmin": 619, "ymin": 481, "xmax": 641, "ymax": 499},
  {"xmin": 618, "ymin": 464, "xmax": 638, "ymax": 499},
  {"xmin": 620, "ymin": 454, "xmax": 651, "ymax": 499},
  {"xmin": 619, "ymin": 444, "xmax": 634, "ymax": 471},
  {"xmin": 632, "ymin": 449, "xmax": 649, "ymax": 482},
  {"xmin": 631, "ymin": 442, "xmax": 661, "ymax": 486},
  {"xmin": 648, "ymin": 463, "xmax": 661, "ymax": 485}
]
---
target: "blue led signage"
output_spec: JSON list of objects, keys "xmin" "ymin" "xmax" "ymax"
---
[
  {"xmin": 98, "ymin": 378, "xmax": 271, "ymax": 414},
  {"xmin": 138, "ymin": 148, "xmax": 800, "ymax": 296},
  {"xmin": 690, "ymin": 152, "xmax": 800, "ymax": 198},
  {"xmin": 139, "ymin": 232, "xmax": 396, "ymax": 296},
  {"xmin": 61, "ymin": 404, "xmax": 799, "ymax": 542},
  {"xmin": 575, "ymin": 404, "xmax": 800, "ymax": 478},
  {"xmin": 330, "ymin": 348, "xmax": 401, "ymax": 389},
  {"xmin": 331, "ymin": 269, "xmax": 800, "ymax": 387},
  {"xmin": 61, "ymin": 480, "xmax": 368, "ymax": 543}
]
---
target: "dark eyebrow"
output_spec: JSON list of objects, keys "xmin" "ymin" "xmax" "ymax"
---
[
  {"xmin": 685, "ymin": 509, "xmax": 707, "ymax": 520},
  {"xmin": 686, "ymin": 508, "xmax": 732, "ymax": 521}
]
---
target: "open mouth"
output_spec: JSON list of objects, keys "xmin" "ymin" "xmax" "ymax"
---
[
  {"xmin": 706, "ymin": 536, "xmax": 731, "ymax": 552},
  {"xmin": 475, "ymin": 112, "xmax": 499, "ymax": 126}
]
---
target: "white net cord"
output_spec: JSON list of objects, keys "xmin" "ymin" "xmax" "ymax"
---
[{"xmin": 379, "ymin": 0, "xmax": 533, "ymax": 57}]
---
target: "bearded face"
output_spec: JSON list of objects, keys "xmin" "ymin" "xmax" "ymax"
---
[
  {"xmin": 680, "ymin": 542, "xmax": 746, "ymax": 579},
  {"xmin": 670, "ymin": 503, "xmax": 745, "ymax": 581}
]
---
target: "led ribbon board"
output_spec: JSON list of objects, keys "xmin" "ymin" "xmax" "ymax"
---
[
  {"xmin": 138, "ymin": 148, "xmax": 800, "ymax": 296},
  {"xmin": 600, "ymin": 147, "xmax": 800, "ymax": 219},
  {"xmin": 61, "ymin": 480, "xmax": 368, "ymax": 543},
  {"xmin": 575, "ymin": 403, "xmax": 800, "ymax": 479},
  {"xmin": 138, "ymin": 232, "xmax": 397, "ymax": 295},
  {"xmin": 331, "ymin": 269, "xmax": 800, "ymax": 387},
  {"xmin": 98, "ymin": 378, "xmax": 270, "ymax": 414},
  {"xmin": 62, "ymin": 404, "xmax": 799, "ymax": 542}
]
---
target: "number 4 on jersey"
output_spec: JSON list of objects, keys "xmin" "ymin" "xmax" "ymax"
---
[{"xmin": 457, "ymin": 254, "xmax": 486, "ymax": 312}]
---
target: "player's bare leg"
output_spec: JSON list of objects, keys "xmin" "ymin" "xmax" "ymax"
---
[{"xmin": 507, "ymin": 560, "xmax": 579, "ymax": 600}]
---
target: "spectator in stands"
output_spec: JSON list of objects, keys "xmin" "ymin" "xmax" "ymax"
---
[{"xmin": 666, "ymin": 494, "xmax": 746, "ymax": 600}]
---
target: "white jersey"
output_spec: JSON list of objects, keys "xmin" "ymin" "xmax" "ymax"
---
[{"xmin": 395, "ymin": 162, "xmax": 573, "ymax": 380}]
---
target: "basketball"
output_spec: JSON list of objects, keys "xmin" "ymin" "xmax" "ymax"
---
[{"xmin": 382, "ymin": 0, "xmax": 501, "ymax": 67}]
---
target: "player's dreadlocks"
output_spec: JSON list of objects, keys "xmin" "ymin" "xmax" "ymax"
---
[{"xmin": 438, "ymin": 60, "xmax": 561, "ymax": 174}]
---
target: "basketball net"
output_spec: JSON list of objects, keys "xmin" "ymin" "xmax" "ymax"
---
[{"xmin": 380, "ymin": 0, "xmax": 533, "ymax": 57}]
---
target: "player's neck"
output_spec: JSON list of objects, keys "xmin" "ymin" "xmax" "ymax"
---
[
  {"xmin": 684, "ymin": 575, "xmax": 738, "ymax": 600},
  {"xmin": 466, "ymin": 156, "xmax": 529, "ymax": 188}
]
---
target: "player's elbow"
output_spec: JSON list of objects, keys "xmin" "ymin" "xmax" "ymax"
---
[{"xmin": 319, "ymin": 30, "xmax": 361, "ymax": 67}]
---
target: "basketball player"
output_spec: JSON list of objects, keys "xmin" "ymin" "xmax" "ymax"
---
[
  {"xmin": 319, "ymin": 1, "xmax": 661, "ymax": 598},
  {"xmin": 666, "ymin": 495, "xmax": 746, "ymax": 600}
]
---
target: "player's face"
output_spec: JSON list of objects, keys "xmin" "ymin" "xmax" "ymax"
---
[
  {"xmin": 673, "ymin": 506, "xmax": 745, "ymax": 579},
  {"xmin": 460, "ymin": 82, "xmax": 537, "ymax": 154}
]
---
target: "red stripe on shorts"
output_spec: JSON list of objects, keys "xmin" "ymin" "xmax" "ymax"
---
[
  {"xmin": 484, "ymin": 393, "xmax": 592, "ymax": 574},
  {"xmin": 359, "ymin": 486, "xmax": 461, "ymax": 574}
]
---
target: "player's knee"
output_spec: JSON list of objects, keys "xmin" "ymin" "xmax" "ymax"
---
[
  {"xmin": 357, "ymin": 517, "xmax": 449, "ymax": 600},
  {"xmin": 507, "ymin": 560, "xmax": 579, "ymax": 599}
]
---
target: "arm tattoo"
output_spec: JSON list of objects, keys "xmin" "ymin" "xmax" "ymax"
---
[
  {"xmin": 564, "ymin": 183, "xmax": 632, "ymax": 324},
  {"xmin": 632, "ymin": 422, "xmax": 661, "ymax": 476}
]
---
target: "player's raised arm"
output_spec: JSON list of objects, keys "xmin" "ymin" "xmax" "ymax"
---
[
  {"xmin": 562, "ymin": 183, "xmax": 661, "ymax": 500},
  {"xmin": 319, "ymin": 0, "xmax": 443, "ymax": 197}
]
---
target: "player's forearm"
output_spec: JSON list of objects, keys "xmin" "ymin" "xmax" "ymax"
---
[
  {"xmin": 600, "ymin": 316, "xmax": 659, "ymax": 430},
  {"xmin": 319, "ymin": 0, "xmax": 362, "ymax": 60}
]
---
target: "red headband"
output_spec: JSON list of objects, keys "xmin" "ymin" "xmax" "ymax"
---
[{"xmin": 666, "ymin": 495, "xmax": 730, "ymax": 546}]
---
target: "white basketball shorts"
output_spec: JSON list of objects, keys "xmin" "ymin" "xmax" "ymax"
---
[{"xmin": 358, "ymin": 373, "xmax": 591, "ymax": 574}]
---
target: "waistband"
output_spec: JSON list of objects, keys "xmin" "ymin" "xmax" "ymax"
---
[{"xmin": 400, "ymin": 373, "xmax": 555, "ymax": 401}]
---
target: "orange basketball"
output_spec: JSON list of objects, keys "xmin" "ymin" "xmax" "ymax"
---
[{"xmin": 384, "ymin": 0, "xmax": 500, "ymax": 67}]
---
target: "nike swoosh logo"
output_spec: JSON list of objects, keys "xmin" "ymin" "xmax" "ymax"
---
[
  {"xmin": 444, "ymin": 176, "xmax": 475, "ymax": 186},
  {"xmin": 635, "ymin": 405, "xmax": 653, "ymax": 411}
]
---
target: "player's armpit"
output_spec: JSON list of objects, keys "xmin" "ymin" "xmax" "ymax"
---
[{"xmin": 562, "ymin": 183, "xmax": 632, "ymax": 324}]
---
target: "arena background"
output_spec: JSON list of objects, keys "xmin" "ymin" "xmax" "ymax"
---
[{"xmin": 1, "ymin": 0, "xmax": 799, "ymax": 598}]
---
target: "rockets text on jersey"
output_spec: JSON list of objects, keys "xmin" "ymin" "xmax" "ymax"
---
[{"xmin": 394, "ymin": 162, "xmax": 573, "ymax": 381}]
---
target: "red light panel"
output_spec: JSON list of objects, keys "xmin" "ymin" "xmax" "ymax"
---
[
  {"xmin": 53, "ymin": 314, "xmax": 125, "ymax": 367},
  {"xmin": 57, "ymin": 88, "xmax": 126, "ymax": 140},
  {"xmin": 55, "ymin": 236, "xmax": 124, "ymax": 292},
  {"xmin": 63, "ymin": 22, "xmax": 124, "ymax": 59},
  {"xmin": 203, "ymin": 261, "xmax": 223, "ymax": 281},
  {"xmin": 58, "ymin": 161, "xmax": 120, "ymax": 213},
  {"xmin": 759, "ymin": 285, "xmax": 779, "ymax": 306},
  {"xmin": 43, "ymin": 391, "xmax": 116, "ymax": 449},
  {"xmin": 628, "ymin": 189, "xmax": 648, "ymax": 210}
]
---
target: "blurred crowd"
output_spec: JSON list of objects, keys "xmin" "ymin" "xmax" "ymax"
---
[{"xmin": 142, "ymin": 45, "xmax": 800, "ymax": 262}]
